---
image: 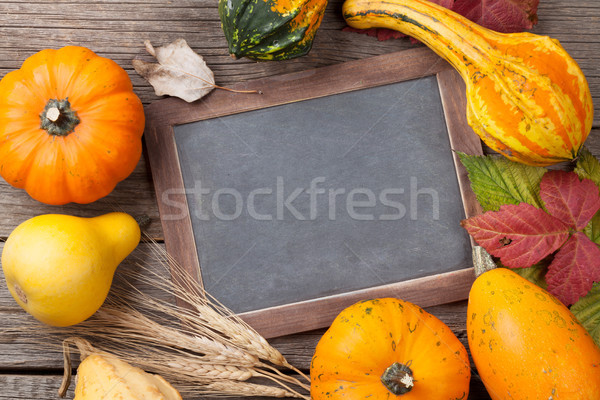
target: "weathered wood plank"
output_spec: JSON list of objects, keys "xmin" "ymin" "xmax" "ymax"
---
[
  {"xmin": 0, "ymin": 157, "xmax": 162, "ymax": 240},
  {"xmin": 0, "ymin": 131, "xmax": 593, "ymax": 241},
  {"xmin": 584, "ymin": 131, "xmax": 600, "ymax": 163},
  {"xmin": 0, "ymin": 375, "xmax": 74, "ymax": 400},
  {"xmin": 0, "ymin": 372, "xmax": 493, "ymax": 400}
]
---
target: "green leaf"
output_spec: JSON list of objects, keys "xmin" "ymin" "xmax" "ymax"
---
[
  {"xmin": 457, "ymin": 152, "xmax": 546, "ymax": 211},
  {"xmin": 571, "ymin": 282, "xmax": 600, "ymax": 347},
  {"xmin": 585, "ymin": 212, "xmax": 600, "ymax": 245},
  {"xmin": 513, "ymin": 263, "xmax": 549, "ymax": 290},
  {"xmin": 575, "ymin": 147, "xmax": 600, "ymax": 187},
  {"xmin": 576, "ymin": 148, "xmax": 600, "ymax": 245}
]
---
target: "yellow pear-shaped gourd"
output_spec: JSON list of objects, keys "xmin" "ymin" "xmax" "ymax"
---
[
  {"xmin": 1, "ymin": 212, "xmax": 140, "ymax": 326},
  {"xmin": 74, "ymin": 353, "xmax": 182, "ymax": 400}
]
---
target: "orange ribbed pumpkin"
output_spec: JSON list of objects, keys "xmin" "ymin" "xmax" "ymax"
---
[
  {"xmin": 311, "ymin": 298, "xmax": 471, "ymax": 400},
  {"xmin": 343, "ymin": 0, "xmax": 593, "ymax": 166},
  {"xmin": 0, "ymin": 46, "xmax": 145, "ymax": 205}
]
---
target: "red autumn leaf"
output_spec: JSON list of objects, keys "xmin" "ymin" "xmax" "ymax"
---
[
  {"xmin": 540, "ymin": 170, "xmax": 600, "ymax": 231},
  {"xmin": 451, "ymin": 0, "xmax": 539, "ymax": 33},
  {"xmin": 344, "ymin": 0, "xmax": 539, "ymax": 41},
  {"xmin": 462, "ymin": 170, "xmax": 600, "ymax": 305},
  {"xmin": 461, "ymin": 203, "xmax": 570, "ymax": 268},
  {"xmin": 545, "ymin": 232, "xmax": 600, "ymax": 305}
]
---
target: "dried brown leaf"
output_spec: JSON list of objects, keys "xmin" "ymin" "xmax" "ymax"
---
[{"xmin": 133, "ymin": 39, "xmax": 215, "ymax": 102}]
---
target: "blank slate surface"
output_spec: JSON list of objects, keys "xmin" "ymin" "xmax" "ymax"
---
[{"xmin": 173, "ymin": 75, "xmax": 472, "ymax": 314}]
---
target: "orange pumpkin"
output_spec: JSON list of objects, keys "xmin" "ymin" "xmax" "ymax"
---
[
  {"xmin": 0, "ymin": 46, "xmax": 145, "ymax": 205},
  {"xmin": 311, "ymin": 298, "xmax": 471, "ymax": 400}
]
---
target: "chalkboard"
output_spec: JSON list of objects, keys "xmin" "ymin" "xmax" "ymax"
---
[{"xmin": 145, "ymin": 47, "xmax": 484, "ymax": 338}]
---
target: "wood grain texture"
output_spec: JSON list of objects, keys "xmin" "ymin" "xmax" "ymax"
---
[
  {"xmin": 0, "ymin": 301, "xmax": 491, "ymax": 399},
  {"xmin": 144, "ymin": 47, "xmax": 450, "ymax": 127},
  {"xmin": 0, "ymin": 239, "xmax": 491, "ymax": 395},
  {"xmin": 0, "ymin": 375, "xmax": 74, "ymax": 399},
  {"xmin": 242, "ymin": 268, "xmax": 476, "ymax": 338},
  {"xmin": 0, "ymin": 240, "xmax": 472, "ymax": 368},
  {"xmin": 0, "ymin": 1, "xmax": 599, "ymax": 399},
  {"xmin": 143, "ymin": 120, "xmax": 203, "ymax": 289},
  {"xmin": 0, "ymin": 158, "xmax": 163, "ymax": 240}
]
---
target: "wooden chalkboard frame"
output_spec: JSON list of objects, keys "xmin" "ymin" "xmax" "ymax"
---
[{"xmin": 144, "ymin": 47, "xmax": 483, "ymax": 338}]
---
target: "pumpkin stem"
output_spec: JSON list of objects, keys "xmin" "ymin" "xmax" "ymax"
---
[
  {"xmin": 46, "ymin": 107, "xmax": 61, "ymax": 122},
  {"xmin": 40, "ymin": 98, "xmax": 80, "ymax": 136},
  {"xmin": 381, "ymin": 362, "xmax": 414, "ymax": 395}
]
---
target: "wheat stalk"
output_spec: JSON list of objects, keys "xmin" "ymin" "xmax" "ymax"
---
[
  {"xmin": 166, "ymin": 361, "xmax": 255, "ymax": 380},
  {"xmin": 171, "ymin": 380, "xmax": 301, "ymax": 398},
  {"xmin": 115, "ymin": 243, "xmax": 308, "ymax": 378},
  {"xmin": 126, "ymin": 244, "xmax": 287, "ymax": 363},
  {"xmin": 60, "ymin": 337, "xmax": 305, "ymax": 399},
  {"xmin": 204, "ymin": 381, "xmax": 299, "ymax": 397}
]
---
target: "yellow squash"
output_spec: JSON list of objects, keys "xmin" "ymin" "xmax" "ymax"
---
[
  {"xmin": 60, "ymin": 338, "xmax": 182, "ymax": 400},
  {"xmin": 74, "ymin": 353, "xmax": 182, "ymax": 400},
  {"xmin": 468, "ymin": 268, "xmax": 600, "ymax": 398},
  {"xmin": 343, "ymin": 0, "xmax": 593, "ymax": 166},
  {"xmin": 1, "ymin": 212, "xmax": 140, "ymax": 326}
]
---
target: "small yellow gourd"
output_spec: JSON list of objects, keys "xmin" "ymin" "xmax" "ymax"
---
[
  {"xmin": 1, "ymin": 212, "xmax": 140, "ymax": 326},
  {"xmin": 74, "ymin": 353, "xmax": 182, "ymax": 400},
  {"xmin": 60, "ymin": 338, "xmax": 182, "ymax": 400},
  {"xmin": 342, "ymin": 0, "xmax": 593, "ymax": 166}
]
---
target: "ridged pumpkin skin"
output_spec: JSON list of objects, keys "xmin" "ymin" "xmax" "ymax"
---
[
  {"xmin": 468, "ymin": 268, "xmax": 600, "ymax": 399},
  {"xmin": 219, "ymin": 0, "xmax": 328, "ymax": 60},
  {"xmin": 311, "ymin": 298, "xmax": 471, "ymax": 400},
  {"xmin": 0, "ymin": 46, "xmax": 145, "ymax": 205},
  {"xmin": 342, "ymin": 0, "xmax": 593, "ymax": 166}
]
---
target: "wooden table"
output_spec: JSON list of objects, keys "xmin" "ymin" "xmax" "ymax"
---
[{"xmin": 0, "ymin": 1, "xmax": 598, "ymax": 398}]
